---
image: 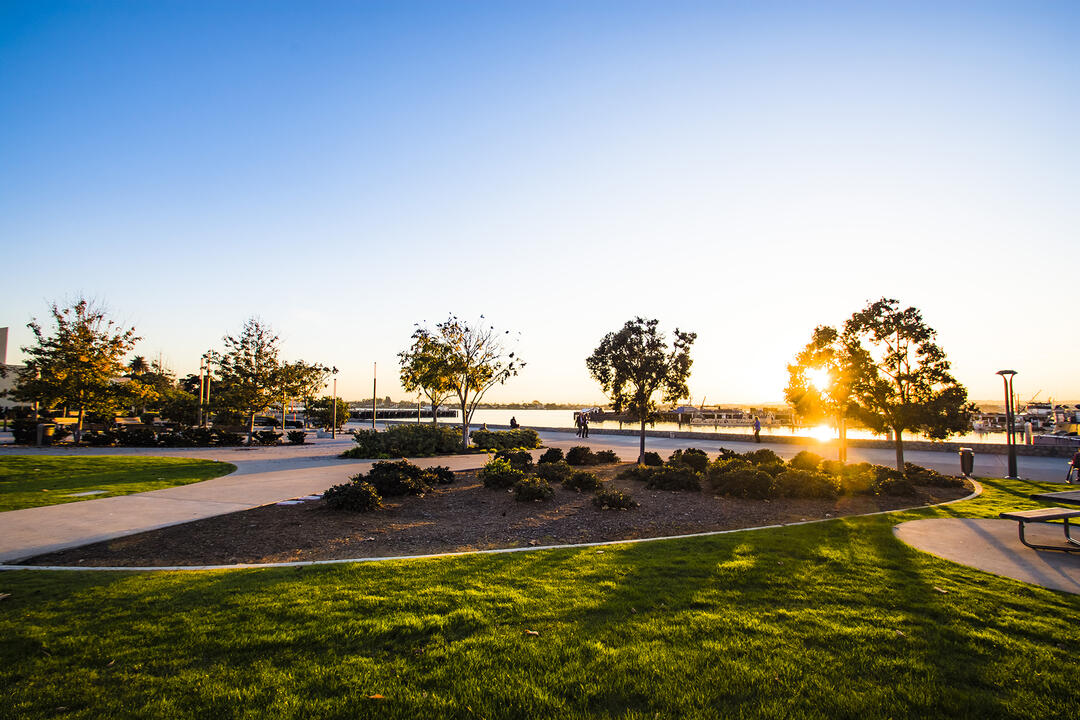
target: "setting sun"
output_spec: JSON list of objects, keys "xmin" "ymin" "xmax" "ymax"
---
[{"xmin": 806, "ymin": 368, "xmax": 832, "ymax": 392}]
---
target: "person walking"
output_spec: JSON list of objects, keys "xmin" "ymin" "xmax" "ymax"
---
[
  {"xmin": 575, "ymin": 412, "xmax": 582, "ymax": 438},
  {"xmin": 582, "ymin": 412, "xmax": 590, "ymax": 439},
  {"xmin": 1068, "ymin": 449, "xmax": 1080, "ymax": 484},
  {"xmin": 753, "ymin": 416, "xmax": 761, "ymax": 443}
]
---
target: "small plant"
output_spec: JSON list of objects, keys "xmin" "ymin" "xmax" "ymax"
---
[
  {"xmin": 563, "ymin": 470, "xmax": 602, "ymax": 493},
  {"xmin": 287, "ymin": 430, "xmax": 306, "ymax": 445},
  {"xmin": 711, "ymin": 468, "xmax": 774, "ymax": 499},
  {"xmin": 903, "ymin": 462, "xmax": 963, "ymax": 487},
  {"xmin": 593, "ymin": 487, "xmax": 638, "ymax": 510},
  {"xmin": 773, "ymin": 469, "xmax": 839, "ymax": 499},
  {"xmin": 839, "ymin": 463, "xmax": 877, "ymax": 494},
  {"xmin": 566, "ymin": 446, "xmax": 597, "ymax": 466},
  {"xmin": 537, "ymin": 460, "xmax": 573, "ymax": 484},
  {"xmin": 366, "ymin": 460, "xmax": 432, "ymax": 497},
  {"xmin": 668, "ymin": 448, "xmax": 709, "ymax": 473},
  {"xmin": 214, "ymin": 431, "xmax": 246, "ymax": 446},
  {"xmin": 422, "ymin": 465, "xmax": 456, "ymax": 485},
  {"xmin": 616, "ymin": 464, "xmax": 656, "ymax": 483},
  {"xmin": 495, "ymin": 447, "xmax": 534, "ymax": 473},
  {"xmin": 820, "ymin": 460, "xmax": 845, "ymax": 476},
  {"xmin": 594, "ymin": 449, "xmax": 620, "ymax": 464},
  {"xmin": 514, "ymin": 476, "xmax": 555, "ymax": 502},
  {"xmin": 789, "ymin": 450, "xmax": 824, "ymax": 472},
  {"xmin": 323, "ymin": 480, "xmax": 382, "ymax": 512},
  {"xmin": 83, "ymin": 430, "xmax": 119, "ymax": 447},
  {"xmin": 873, "ymin": 467, "xmax": 917, "ymax": 496},
  {"xmin": 645, "ymin": 464, "xmax": 701, "ymax": 492},
  {"xmin": 117, "ymin": 427, "xmax": 158, "ymax": 447},
  {"xmin": 253, "ymin": 430, "xmax": 281, "ymax": 446},
  {"xmin": 470, "ymin": 428, "xmax": 542, "ymax": 451},
  {"xmin": 743, "ymin": 448, "xmax": 783, "ymax": 467},
  {"xmin": 538, "ymin": 447, "xmax": 564, "ymax": 464},
  {"xmin": 642, "ymin": 451, "xmax": 663, "ymax": 466},
  {"xmin": 343, "ymin": 424, "xmax": 463, "ymax": 459},
  {"xmin": 480, "ymin": 457, "xmax": 525, "ymax": 489}
]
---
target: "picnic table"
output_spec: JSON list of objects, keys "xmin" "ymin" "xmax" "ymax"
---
[
  {"xmin": 998, "ymin": 507, "xmax": 1080, "ymax": 554},
  {"xmin": 1029, "ymin": 489, "xmax": 1080, "ymax": 507}
]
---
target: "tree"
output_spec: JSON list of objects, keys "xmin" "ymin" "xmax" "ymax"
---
[
  {"xmin": 306, "ymin": 396, "xmax": 349, "ymax": 430},
  {"xmin": 280, "ymin": 360, "xmax": 332, "ymax": 427},
  {"xmin": 586, "ymin": 317, "xmax": 696, "ymax": 464},
  {"xmin": 215, "ymin": 318, "xmax": 284, "ymax": 443},
  {"xmin": 127, "ymin": 355, "xmax": 149, "ymax": 375},
  {"xmin": 785, "ymin": 325, "xmax": 858, "ymax": 462},
  {"xmin": 12, "ymin": 299, "xmax": 140, "ymax": 442},
  {"xmin": 414, "ymin": 316, "xmax": 524, "ymax": 449},
  {"xmin": 842, "ymin": 298, "xmax": 975, "ymax": 471},
  {"xmin": 398, "ymin": 327, "xmax": 455, "ymax": 424}
]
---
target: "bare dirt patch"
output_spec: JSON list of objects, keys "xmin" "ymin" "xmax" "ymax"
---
[{"xmin": 21, "ymin": 464, "xmax": 972, "ymax": 566}]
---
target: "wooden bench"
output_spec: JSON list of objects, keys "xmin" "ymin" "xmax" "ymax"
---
[{"xmin": 999, "ymin": 507, "xmax": 1080, "ymax": 553}]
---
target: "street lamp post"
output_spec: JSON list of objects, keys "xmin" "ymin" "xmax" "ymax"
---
[
  {"xmin": 330, "ymin": 366, "xmax": 339, "ymax": 439},
  {"xmin": 997, "ymin": 370, "xmax": 1019, "ymax": 479}
]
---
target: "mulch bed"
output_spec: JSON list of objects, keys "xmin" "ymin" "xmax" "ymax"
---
[{"xmin": 20, "ymin": 464, "xmax": 972, "ymax": 567}]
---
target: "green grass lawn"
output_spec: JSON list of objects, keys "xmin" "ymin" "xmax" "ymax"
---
[
  {"xmin": 0, "ymin": 456, "xmax": 236, "ymax": 511},
  {"xmin": 1, "ymin": 477, "xmax": 1078, "ymax": 719}
]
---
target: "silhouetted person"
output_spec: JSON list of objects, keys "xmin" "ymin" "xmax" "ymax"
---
[
  {"xmin": 753, "ymin": 416, "xmax": 761, "ymax": 443},
  {"xmin": 509, "ymin": 416, "xmax": 519, "ymax": 429},
  {"xmin": 582, "ymin": 413, "xmax": 590, "ymax": 438},
  {"xmin": 575, "ymin": 412, "xmax": 583, "ymax": 437},
  {"xmin": 1068, "ymin": 450, "xmax": 1080, "ymax": 484}
]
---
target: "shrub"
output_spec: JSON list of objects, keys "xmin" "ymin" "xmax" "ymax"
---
[
  {"xmin": 117, "ymin": 427, "xmax": 158, "ymax": 447},
  {"xmin": 52, "ymin": 426, "xmax": 72, "ymax": 444},
  {"xmin": 593, "ymin": 487, "xmax": 638, "ymax": 510},
  {"xmin": 422, "ymin": 465, "xmax": 456, "ymax": 485},
  {"xmin": 514, "ymin": 477, "xmax": 554, "ymax": 502},
  {"xmin": 820, "ymin": 460, "xmax": 845, "ymax": 476},
  {"xmin": 323, "ymin": 480, "xmax": 382, "ymax": 512},
  {"xmin": 616, "ymin": 464, "xmax": 656, "ymax": 483},
  {"xmin": 538, "ymin": 447, "xmax": 564, "ymax": 464},
  {"xmin": 253, "ymin": 430, "xmax": 281, "ymax": 446},
  {"xmin": 874, "ymin": 467, "xmax": 917, "ymax": 496},
  {"xmin": 668, "ymin": 448, "xmax": 709, "ymax": 473},
  {"xmin": 564, "ymin": 470, "xmax": 602, "ymax": 493},
  {"xmin": 712, "ymin": 468, "xmax": 774, "ymax": 499},
  {"xmin": 470, "ymin": 428, "xmax": 541, "ymax": 451},
  {"xmin": 773, "ymin": 469, "xmax": 839, "ymax": 499},
  {"xmin": 345, "ymin": 424, "xmax": 464, "ymax": 458},
  {"xmin": 743, "ymin": 448, "xmax": 783, "ymax": 467},
  {"xmin": 790, "ymin": 450, "xmax": 824, "ymax": 472},
  {"xmin": 495, "ymin": 447, "xmax": 534, "ymax": 473},
  {"xmin": 11, "ymin": 418, "xmax": 38, "ymax": 444},
  {"xmin": 214, "ymin": 431, "xmax": 245, "ymax": 446},
  {"xmin": 594, "ymin": 449, "xmax": 620, "ymax": 464},
  {"xmin": 480, "ymin": 457, "xmax": 525, "ymax": 489},
  {"xmin": 287, "ymin": 430, "xmax": 306, "ymax": 445},
  {"xmin": 83, "ymin": 430, "xmax": 119, "ymax": 447},
  {"xmin": 904, "ymin": 462, "xmax": 963, "ymax": 488},
  {"xmin": 157, "ymin": 431, "xmax": 193, "ymax": 448},
  {"xmin": 182, "ymin": 427, "xmax": 215, "ymax": 447},
  {"xmin": 365, "ymin": 460, "xmax": 431, "ymax": 497},
  {"xmin": 642, "ymin": 451, "xmax": 663, "ymax": 466},
  {"xmin": 537, "ymin": 460, "xmax": 573, "ymax": 484},
  {"xmin": 646, "ymin": 464, "xmax": 701, "ymax": 492},
  {"xmin": 566, "ymin": 446, "xmax": 597, "ymax": 466},
  {"xmin": 839, "ymin": 463, "xmax": 877, "ymax": 494}
]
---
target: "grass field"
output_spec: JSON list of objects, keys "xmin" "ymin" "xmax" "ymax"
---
[
  {"xmin": 0, "ymin": 456, "xmax": 236, "ymax": 511},
  {"xmin": 1, "ymin": 477, "xmax": 1078, "ymax": 719}
]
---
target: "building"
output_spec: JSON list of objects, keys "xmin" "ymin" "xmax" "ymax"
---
[{"xmin": 0, "ymin": 327, "xmax": 29, "ymax": 410}]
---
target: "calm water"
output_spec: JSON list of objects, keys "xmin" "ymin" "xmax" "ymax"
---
[{"xmin": 356, "ymin": 408, "xmax": 1023, "ymax": 445}]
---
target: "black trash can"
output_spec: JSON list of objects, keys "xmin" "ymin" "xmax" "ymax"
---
[{"xmin": 958, "ymin": 447, "xmax": 974, "ymax": 477}]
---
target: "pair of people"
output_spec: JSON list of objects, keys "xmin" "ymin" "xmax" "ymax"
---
[{"xmin": 575, "ymin": 412, "xmax": 590, "ymax": 438}]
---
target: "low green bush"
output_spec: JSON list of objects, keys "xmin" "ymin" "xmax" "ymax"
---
[
  {"xmin": 564, "ymin": 470, "xmax": 602, "ymax": 493},
  {"xmin": 117, "ymin": 427, "xmax": 158, "ymax": 447},
  {"xmin": 873, "ymin": 466, "xmax": 917, "ymax": 496},
  {"xmin": 495, "ymin": 447, "xmax": 534, "ymax": 473},
  {"xmin": 668, "ymin": 448, "xmax": 709, "ymax": 473},
  {"xmin": 904, "ymin": 462, "xmax": 963, "ymax": 487},
  {"xmin": 642, "ymin": 451, "xmax": 663, "ymax": 466},
  {"xmin": 365, "ymin": 460, "xmax": 432, "ymax": 497},
  {"xmin": 566, "ymin": 446, "xmax": 598, "ymax": 466},
  {"xmin": 645, "ymin": 464, "xmax": 701, "ymax": 492},
  {"xmin": 323, "ymin": 480, "xmax": 382, "ymax": 512},
  {"xmin": 594, "ymin": 449, "xmax": 620, "ymax": 464},
  {"xmin": 537, "ymin": 460, "xmax": 573, "ymax": 484},
  {"xmin": 84, "ymin": 429, "xmax": 119, "ymax": 447},
  {"xmin": 838, "ymin": 463, "xmax": 876, "ymax": 494},
  {"xmin": 10, "ymin": 418, "xmax": 38, "ymax": 444},
  {"xmin": 287, "ymin": 430, "xmax": 306, "ymax": 445},
  {"xmin": 422, "ymin": 465, "xmax": 456, "ymax": 485},
  {"xmin": 470, "ymin": 428, "xmax": 541, "ymax": 451},
  {"xmin": 711, "ymin": 468, "xmax": 774, "ymax": 499},
  {"xmin": 538, "ymin": 447, "xmax": 564, "ymax": 464},
  {"xmin": 773, "ymin": 468, "xmax": 839, "ymax": 499},
  {"xmin": 345, "ymin": 424, "xmax": 463, "ymax": 458},
  {"xmin": 616, "ymin": 464, "xmax": 656, "ymax": 483},
  {"xmin": 214, "ymin": 431, "xmax": 246, "ymax": 446},
  {"xmin": 253, "ymin": 430, "xmax": 281, "ymax": 446},
  {"xmin": 480, "ymin": 457, "xmax": 525, "ymax": 490},
  {"xmin": 743, "ymin": 448, "xmax": 783, "ymax": 467},
  {"xmin": 593, "ymin": 487, "xmax": 638, "ymax": 510},
  {"xmin": 514, "ymin": 477, "xmax": 554, "ymax": 502},
  {"xmin": 820, "ymin": 460, "xmax": 845, "ymax": 476},
  {"xmin": 790, "ymin": 450, "xmax": 824, "ymax": 471}
]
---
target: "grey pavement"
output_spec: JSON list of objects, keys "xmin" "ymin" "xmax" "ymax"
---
[{"xmin": 895, "ymin": 517, "xmax": 1080, "ymax": 594}]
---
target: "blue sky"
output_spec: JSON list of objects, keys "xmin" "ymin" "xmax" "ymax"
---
[{"xmin": 2, "ymin": 1, "xmax": 1078, "ymax": 404}]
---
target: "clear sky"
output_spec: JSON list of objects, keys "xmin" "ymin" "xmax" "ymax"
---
[{"xmin": 2, "ymin": 1, "xmax": 1077, "ymax": 405}]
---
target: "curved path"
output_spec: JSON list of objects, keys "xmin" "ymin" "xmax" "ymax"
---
[{"xmin": 895, "ymin": 517, "xmax": 1080, "ymax": 594}]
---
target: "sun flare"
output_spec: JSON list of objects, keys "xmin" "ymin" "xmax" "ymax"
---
[{"xmin": 806, "ymin": 367, "xmax": 832, "ymax": 391}]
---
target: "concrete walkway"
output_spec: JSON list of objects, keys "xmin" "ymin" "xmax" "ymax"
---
[
  {"xmin": 0, "ymin": 437, "xmax": 492, "ymax": 563},
  {"xmin": 895, "ymin": 518, "xmax": 1080, "ymax": 594}
]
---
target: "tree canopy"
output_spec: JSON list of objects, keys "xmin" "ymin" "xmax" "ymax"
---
[
  {"xmin": 398, "ymin": 327, "xmax": 455, "ymax": 424},
  {"xmin": 586, "ymin": 317, "xmax": 696, "ymax": 463},
  {"xmin": 215, "ymin": 318, "xmax": 284, "ymax": 441},
  {"xmin": 12, "ymin": 299, "xmax": 140, "ymax": 441},
  {"xmin": 785, "ymin": 325, "xmax": 858, "ymax": 461}
]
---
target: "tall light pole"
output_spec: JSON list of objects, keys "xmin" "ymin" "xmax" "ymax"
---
[
  {"xmin": 372, "ymin": 362, "xmax": 377, "ymax": 430},
  {"xmin": 997, "ymin": 369, "xmax": 1019, "ymax": 479},
  {"xmin": 330, "ymin": 366, "xmax": 339, "ymax": 439}
]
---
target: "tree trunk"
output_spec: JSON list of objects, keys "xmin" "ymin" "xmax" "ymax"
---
[
  {"xmin": 460, "ymin": 398, "xmax": 470, "ymax": 450},
  {"xmin": 838, "ymin": 413, "xmax": 847, "ymax": 463},
  {"xmin": 248, "ymin": 413, "xmax": 256, "ymax": 445},
  {"xmin": 76, "ymin": 407, "xmax": 84, "ymax": 444},
  {"xmin": 894, "ymin": 429, "xmax": 905, "ymax": 472},
  {"xmin": 431, "ymin": 402, "xmax": 439, "ymax": 425},
  {"xmin": 639, "ymin": 416, "xmax": 647, "ymax": 464}
]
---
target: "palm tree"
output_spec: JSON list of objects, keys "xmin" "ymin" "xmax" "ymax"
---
[{"xmin": 127, "ymin": 355, "xmax": 149, "ymax": 376}]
